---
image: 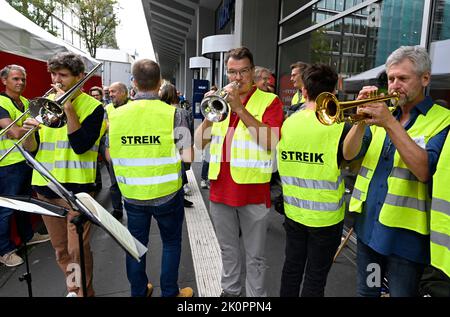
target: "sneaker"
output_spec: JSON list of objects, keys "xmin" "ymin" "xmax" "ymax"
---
[
  {"xmin": 0, "ymin": 251, "xmax": 24, "ymax": 267},
  {"xmin": 200, "ymin": 179, "xmax": 209, "ymax": 189},
  {"xmin": 27, "ymin": 233, "xmax": 51, "ymax": 246},
  {"xmin": 219, "ymin": 290, "xmax": 240, "ymax": 297},
  {"xmin": 176, "ymin": 287, "xmax": 194, "ymax": 297},
  {"xmin": 112, "ymin": 209, "xmax": 123, "ymax": 220},
  {"xmin": 66, "ymin": 292, "xmax": 78, "ymax": 297},
  {"xmin": 146, "ymin": 283, "xmax": 154, "ymax": 297}
]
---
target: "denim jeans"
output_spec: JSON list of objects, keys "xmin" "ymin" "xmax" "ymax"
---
[
  {"xmin": 106, "ymin": 162, "xmax": 123, "ymax": 211},
  {"xmin": 201, "ymin": 160, "xmax": 209, "ymax": 180},
  {"xmin": 280, "ymin": 217, "xmax": 343, "ymax": 297},
  {"xmin": 0, "ymin": 161, "xmax": 33, "ymax": 256},
  {"xmin": 356, "ymin": 239, "xmax": 425, "ymax": 297},
  {"xmin": 124, "ymin": 190, "xmax": 184, "ymax": 297}
]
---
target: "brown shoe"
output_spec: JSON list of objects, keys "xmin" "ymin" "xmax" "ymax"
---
[
  {"xmin": 146, "ymin": 283, "xmax": 153, "ymax": 297},
  {"xmin": 176, "ymin": 287, "xmax": 194, "ymax": 297}
]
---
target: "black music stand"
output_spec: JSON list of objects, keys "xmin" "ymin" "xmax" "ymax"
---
[
  {"xmin": 14, "ymin": 145, "xmax": 147, "ymax": 297},
  {"xmin": 0, "ymin": 196, "xmax": 68, "ymax": 297}
]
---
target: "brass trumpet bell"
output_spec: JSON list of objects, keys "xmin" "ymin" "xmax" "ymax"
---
[
  {"xmin": 315, "ymin": 92, "xmax": 399, "ymax": 125},
  {"xmin": 200, "ymin": 82, "xmax": 239, "ymax": 122}
]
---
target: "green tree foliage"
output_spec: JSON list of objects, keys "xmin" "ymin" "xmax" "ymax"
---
[
  {"xmin": 6, "ymin": 0, "xmax": 69, "ymax": 36},
  {"xmin": 73, "ymin": 0, "xmax": 119, "ymax": 57},
  {"xmin": 7, "ymin": 0, "xmax": 120, "ymax": 58}
]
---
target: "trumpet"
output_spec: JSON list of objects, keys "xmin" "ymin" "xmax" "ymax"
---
[
  {"xmin": 200, "ymin": 82, "xmax": 239, "ymax": 122},
  {"xmin": 315, "ymin": 91, "xmax": 399, "ymax": 125},
  {"xmin": 0, "ymin": 63, "xmax": 102, "ymax": 162}
]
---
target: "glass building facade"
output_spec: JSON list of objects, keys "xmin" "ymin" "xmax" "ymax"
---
[{"xmin": 277, "ymin": 0, "xmax": 450, "ymax": 105}]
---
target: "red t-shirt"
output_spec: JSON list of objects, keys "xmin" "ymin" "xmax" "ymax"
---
[{"xmin": 209, "ymin": 87, "xmax": 284, "ymax": 208}]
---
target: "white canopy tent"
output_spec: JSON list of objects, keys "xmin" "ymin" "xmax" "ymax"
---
[
  {"xmin": 344, "ymin": 39, "xmax": 450, "ymax": 92},
  {"xmin": 0, "ymin": 0, "xmax": 98, "ymax": 69}
]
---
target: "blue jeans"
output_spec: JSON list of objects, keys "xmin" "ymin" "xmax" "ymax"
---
[
  {"xmin": 0, "ymin": 161, "xmax": 33, "ymax": 256},
  {"xmin": 201, "ymin": 160, "xmax": 209, "ymax": 181},
  {"xmin": 124, "ymin": 190, "xmax": 184, "ymax": 297},
  {"xmin": 356, "ymin": 239, "xmax": 425, "ymax": 297}
]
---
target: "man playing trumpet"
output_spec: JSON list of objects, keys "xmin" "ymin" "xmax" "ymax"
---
[
  {"xmin": 343, "ymin": 46, "xmax": 450, "ymax": 297},
  {"xmin": 194, "ymin": 47, "xmax": 283, "ymax": 297}
]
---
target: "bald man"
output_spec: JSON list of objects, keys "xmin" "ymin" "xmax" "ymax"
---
[{"xmin": 104, "ymin": 82, "xmax": 131, "ymax": 219}]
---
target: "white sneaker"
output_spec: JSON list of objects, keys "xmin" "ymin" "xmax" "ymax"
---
[
  {"xmin": 0, "ymin": 251, "xmax": 24, "ymax": 267},
  {"xmin": 66, "ymin": 292, "xmax": 78, "ymax": 297},
  {"xmin": 200, "ymin": 179, "xmax": 209, "ymax": 189},
  {"xmin": 27, "ymin": 233, "xmax": 51, "ymax": 246}
]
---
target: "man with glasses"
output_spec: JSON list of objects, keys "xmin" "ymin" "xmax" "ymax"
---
[{"xmin": 195, "ymin": 47, "xmax": 283, "ymax": 297}]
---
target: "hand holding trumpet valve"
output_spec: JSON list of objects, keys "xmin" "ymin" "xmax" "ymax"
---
[{"xmin": 356, "ymin": 86, "xmax": 397, "ymax": 128}]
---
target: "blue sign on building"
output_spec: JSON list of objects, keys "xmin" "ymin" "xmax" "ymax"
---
[
  {"xmin": 218, "ymin": 0, "xmax": 235, "ymax": 30},
  {"xmin": 192, "ymin": 79, "xmax": 210, "ymax": 119}
]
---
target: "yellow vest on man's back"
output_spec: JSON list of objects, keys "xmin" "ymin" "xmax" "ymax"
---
[
  {"xmin": 108, "ymin": 99, "xmax": 182, "ymax": 200},
  {"xmin": 278, "ymin": 109, "xmax": 345, "ymax": 227}
]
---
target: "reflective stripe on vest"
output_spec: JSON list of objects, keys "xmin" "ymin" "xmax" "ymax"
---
[
  {"xmin": 430, "ymin": 134, "xmax": 450, "ymax": 278},
  {"xmin": 0, "ymin": 95, "xmax": 29, "ymax": 166},
  {"xmin": 32, "ymin": 93, "xmax": 103, "ymax": 185},
  {"xmin": 350, "ymin": 104, "xmax": 450, "ymax": 235},
  {"xmin": 208, "ymin": 89, "xmax": 276, "ymax": 184},
  {"xmin": 108, "ymin": 99, "xmax": 181, "ymax": 200},
  {"xmin": 277, "ymin": 109, "xmax": 345, "ymax": 227}
]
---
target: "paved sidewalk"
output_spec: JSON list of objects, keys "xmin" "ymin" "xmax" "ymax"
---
[{"xmin": 0, "ymin": 162, "xmax": 357, "ymax": 297}]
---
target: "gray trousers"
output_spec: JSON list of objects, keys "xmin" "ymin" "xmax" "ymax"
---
[{"xmin": 210, "ymin": 202, "xmax": 270, "ymax": 297}]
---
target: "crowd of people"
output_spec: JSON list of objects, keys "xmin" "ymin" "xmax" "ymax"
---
[{"xmin": 0, "ymin": 44, "xmax": 449, "ymax": 298}]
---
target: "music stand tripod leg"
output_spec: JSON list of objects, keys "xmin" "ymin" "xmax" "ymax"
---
[
  {"xmin": 71, "ymin": 214, "xmax": 88, "ymax": 298},
  {"xmin": 333, "ymin": 227, "xmax": 354, "ymax": 262},
  {"xmin": 17, "ymin": 213, "xmax": 32, "ymax": 297}
]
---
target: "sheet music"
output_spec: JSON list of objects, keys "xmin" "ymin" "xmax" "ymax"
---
[
  {"xmin": 75, "ymin": 193, "xmax": 147, "ymax": 261},
  {"xmin": 13, "ymin": 146, "xmax": 146, "ymax": 260},
  {"xmin": 0, "ymin": 197, "xmax": 64, "ymax": 217}
]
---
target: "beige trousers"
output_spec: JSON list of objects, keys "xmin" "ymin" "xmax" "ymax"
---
[{"xmin": 38, "ymin": 193, "xmax": 94, "ymax": 297}]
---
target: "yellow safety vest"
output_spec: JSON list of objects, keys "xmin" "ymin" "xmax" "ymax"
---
[
  {"xmin": 209, "ymin": 89, "xmax": 276, "ymax": 184},
  {"xmin": 430, "ymin": 133, "xmax": 450, "ymax": 278},
  {"xmin": 291, "ymin": 90, "xmax": 305, "ymax": 105},
  {"xmin": 350, "ymin": 104, "xmax": 450, "ymax": 235},
  {"xmin": 0, "ymin": 95, "xmax": 29, "ymax": 167},
  {"xmin": 278, "ymin": 109, "xmax": 345, "ymax": 227},
  {"xmin": 32, "ymin": 93, "xmax": 104, "ymax": 185},
  {"xmin": 108, "ymin": 99, "xmax": 182, "ymax": 200}
]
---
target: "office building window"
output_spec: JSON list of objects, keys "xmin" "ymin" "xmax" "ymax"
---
[{"xmin": 278, "ymin": 0, "xmax": 424, "ymax": 103}]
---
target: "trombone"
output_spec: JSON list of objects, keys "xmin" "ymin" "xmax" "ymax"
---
[
  {"xmin": 315, "ymin": 92, "xmax": 399, "ymax": 125},
  {"xmin": 0, "ymin": 63, "xmax": 102, "ymax": 161},
  {"xmin": 200, "ymin": 82, "xmax": 239, "ymax": 122},
  {"xmin": 0, "ymin": 84, "xmax": 64, "ymax": 139}
]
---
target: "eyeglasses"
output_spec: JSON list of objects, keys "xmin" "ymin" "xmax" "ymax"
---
[{"xmin": 226, "ymin": 67, "xmax": 252, "ymax": 78}]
